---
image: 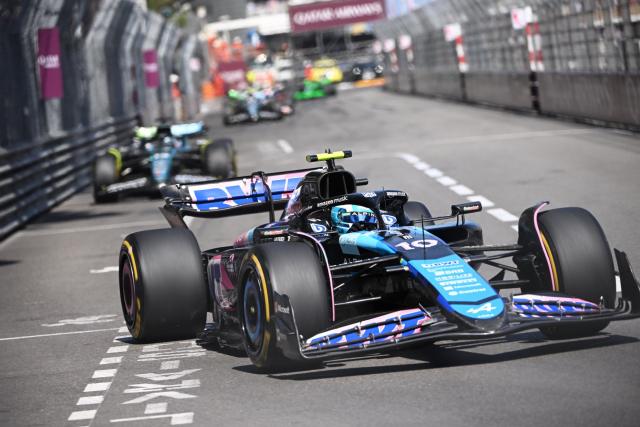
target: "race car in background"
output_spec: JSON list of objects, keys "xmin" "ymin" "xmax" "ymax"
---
[
  {"xmin": 347, "ymin": 61, "xmax": 384, "ymax": 83},
  {"xmin": 293, "ymin": 79, "xmax": 337, "ymax": 101},
  {"xmin": 308, "ymin": 57, "xmax": 343, "ymax": 83},
  {"xmin": 118, "ymin": 150, "xmax": 640, "ymax": 371},
  {"xmin": 223, "ymin": 87, "xmax": 284, "ymax": 125},
  {"xmin": 93, "ymin": 122, "xmax": 236, "ymax": 203}
]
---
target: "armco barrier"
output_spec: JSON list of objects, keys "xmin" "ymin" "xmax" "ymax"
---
[
  {"xmin": 0, "ymin": 117, "xmax": 136, "ymax": 240},
  {"xmin": 413, "ymin": 69, "xmax": 464, "ymax": 100},
  {"xmin": 464, "ymin": 72, "xmax": 534, "ymax": 111},
  {"xmin": 538, "ymin": 73, "xmax": 640, "ymax": 128}
]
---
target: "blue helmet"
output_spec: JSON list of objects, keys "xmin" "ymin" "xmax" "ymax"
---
[{"xmin": 330, "ymin": 204, "xmax": 378, "ymax": 234}]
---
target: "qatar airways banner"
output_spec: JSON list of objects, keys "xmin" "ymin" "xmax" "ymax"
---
[
  {"xmin": 289, "ymin": 0, "xmax": 386, "ymax": 33},
  {"xmin": 37, "ymin": 28, "xmax": 63, "ymax": 99}
]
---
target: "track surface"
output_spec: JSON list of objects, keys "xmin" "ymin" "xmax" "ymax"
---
[{"xmin": 1, "ymin": 89, "xmax": 640, "ymax": 426}]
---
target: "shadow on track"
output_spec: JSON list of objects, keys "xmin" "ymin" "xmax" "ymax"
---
[
  {"xmin": 33, "ymin": 209, "xmax": 124, "ymax": 224},
  {"xmin": 233, "ymin": 332, "xmax": 637, "ymax": 381}
]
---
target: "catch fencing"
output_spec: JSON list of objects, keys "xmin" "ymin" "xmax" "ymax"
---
[
  {"xmin": 375, "ymin": 0, "xmax": 640, "ymax": 129},
  {"xmin": 0, "ymin": 0, "xmax": 209, "ymax": 239}
]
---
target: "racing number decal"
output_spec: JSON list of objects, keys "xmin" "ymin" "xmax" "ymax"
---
[{"xmin": 395, "ymin": 239, "xmax": 438, "ymax": 251}]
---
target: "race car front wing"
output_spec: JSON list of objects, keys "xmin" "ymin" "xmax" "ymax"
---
[{"xmin": 274, "ymin": 249, "xmax": 640, "ymax": 361}]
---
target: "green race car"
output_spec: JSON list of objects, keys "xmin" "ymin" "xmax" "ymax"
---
[{"xmin": 293, "ymin": 79, "xmax": 337, "ymax": 101}]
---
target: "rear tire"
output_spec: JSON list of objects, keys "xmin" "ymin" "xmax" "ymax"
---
[
  {"xmin": 93, "ymin": 154, "xmax": 118, "ymax": 203},
  {"xmin": 203, "ymin": 139, "xmax": 236, "ymax": 178},
  {"xmin": 536, "ymin": 207, "xmax": 615, "ymax": 339},
  {"xmin": 119, "ymin": 228, "xmax": 207, "ymax": 342},
  {"xmin": 403, "ymin": 201, "xmax": 434, "ymax": 226},
  {"xmin": 239, "ymin": 242, "xmax": 330, "ymax": 370}
]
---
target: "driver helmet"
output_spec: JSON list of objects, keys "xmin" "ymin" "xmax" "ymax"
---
[{"xmin": 331, "ymin": 204, "xmax": 378, "ymax": 234}]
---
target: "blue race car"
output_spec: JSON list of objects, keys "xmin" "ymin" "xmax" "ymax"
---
[
  {"xmin": 117, "ymin": 150, "xmax": 640, "ymax": 370},
  {"xmin": 93, "ymin": 122, "xmax": 236, "ymax": 203}
]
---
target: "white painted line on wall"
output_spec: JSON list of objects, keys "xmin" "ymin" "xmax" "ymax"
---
[
  {"xmin": 467, "ymin": 195, "xmax": 495, "ymax": 208},
  {"xmin": 84, "ymin": 382, "xmax": 112, "ymax": 393},
  {"xmin": 0, "ymin": 327, "xmax": 120, "ymax": 342},
  {"xmin": 450, "ymin": 185, "xmax": 474, "ymax": 196},
  {"xmin": 68, "ymin": 410, "xmax": 97, "ymax": 421},
  {"xmin": 100, "ymin": 356, "xmax": 123, "ymax": 365},
  {"xmin": 487, "ymin": 208, "xmax": 519, "ymax": 222},
  {"xmin": 277, "ymin": 139, "xmax": 294, "ymax": 154},
  {"xmin": 437, "ymin": 176, "xmax": 457, "ymax": 186},
  {"xmin": 145, "ymin": 402, "xmax": 168, "ymax": 414},
  {"xmin": 107, "ymin": 345, "xmax": 129, "ymax": 353},
  {"xmin": 77, "ymin": 396, "xmax": 104, "ymax": 406},
  {"xmin": 92, "ymin": 369, "xmax": 117, "ymax": 379}
]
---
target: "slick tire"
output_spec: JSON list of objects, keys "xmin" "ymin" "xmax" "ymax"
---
[
  {"xmin": 536, "ymin": 207, "xmax": 616, "ymax": 339},
  {"xmin": 119, "ymin": 229, "xmax": 207, "ymax": 342},
  {"xmin": 403, "ymin": 201, "xmax": 434, "ymax": 226},
  {"xmin": 239, "ymin": 242, "xmax": 330, "ymax": 370},
  {"xmin": 93, "ymin": 154, "xmax": 118, "ymax": 203},
  {"xmin": 203, "ymin": 139, "xmax": 235, "ymax": 178}
]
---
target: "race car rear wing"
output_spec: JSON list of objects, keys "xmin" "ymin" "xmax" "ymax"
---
[{"xmin": 160, "ymin": 168, "xmax": 319, "ymax": 226}]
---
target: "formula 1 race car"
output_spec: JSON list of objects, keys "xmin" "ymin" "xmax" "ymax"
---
[
  {"xmin": 223, "ymin": 87, "xmax": 284, "ymax": 125},
  {"xmin": 293, "ymin": 79, "xmax": 337, "ymax": 101},
  {"xmin": 118, "ymin": 150, "xmax": 640, "ymax": 370},
  {"xmin": 93, "ymin": 122, "xmax": 236, "ymax": 203}
]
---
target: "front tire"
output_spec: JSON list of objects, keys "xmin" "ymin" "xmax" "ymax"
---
[
  {"xmin": 119, "ymin": 228, "xmax": 207, "ymax": 342},
  {"xmin": 202, "ymin": 139, "xmax": 236, "ymax": 178},
  {"xmin": 535, "ymin": 207, "xmax": 616, "ymax": 339},
  {"xmin": 93, "ymin": 154, "xmax": 118, "ymax": 203},
  {"xmin": 239, "ymin": 242, "xmax": 331, "ymax": 370}
]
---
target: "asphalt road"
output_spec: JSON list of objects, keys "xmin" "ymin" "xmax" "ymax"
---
[{"xmin": 1, "ymin": 88, "xmax": 640, "ymax": 426}]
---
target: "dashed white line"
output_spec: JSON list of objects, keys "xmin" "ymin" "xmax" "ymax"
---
[
  {"xmin": 467, "ymin": 195, "xmax": 495, "ymax": 208},
  {"xmin": 425, "ymin": 168, "xmax": 443, "ymax": 178},
  {"xmin": 413, "ymin": 161, "xmax": 430, "ymax": 170},
  {"xmin": 68, "ymin": 410, "xmax": 97, "ymax": 421},
  {"xmin": 107, "ymin": 345, "xmax": 129, "ymax": 353},
  {"xmin": 117, "ymin": 326, "xmax": 129, "ymax": 333},
  {"xmin": 145, "ymin": 402, "xmax": 168, "ymax": 414},
  {"xmin": 90, "ymin": 266, "xmax": 119, "ymax": 274},
  {"xmin": 398, "ymin": 153, "xmax": 420, "ymax": 164},
  {"xmin": 77, "ymin": 396, "xmax": 105, "ymax": 406},
  {"xmin": 93, "ymin": 369, "xmax": 118, "ymax": 379},
  {"xmin": 100, "ymin": 356, "xmax": 123, "ymax": 365},
  {"xmin": 487, "ymin": 208, "xmax": 519, "ymax": 222},
  {"xmin": 0, "ymin": 327, "xmax": 120, "ymax": 342},
  {"xmin": 277, "ymin": 139, "xmax": 294, "ymax": 154},
  {"xmin": 436, "ymin": 176, "xmax": 457, "ymax": 186},
  {"xmin": 450, "ymin": 185, "xmax": 474, "ymax": 196},
  {"xmin": 84, "ymin": 382, "xmax": 112, "ymax": 393},
  {"xmin": 161, "ymin": 360, "xmax": 181, "ymax": 370}
]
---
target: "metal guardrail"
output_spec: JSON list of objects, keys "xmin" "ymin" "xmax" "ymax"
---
[{"xmin": 0, "ymin": 117, "xmax": 136, "ymax": 240}]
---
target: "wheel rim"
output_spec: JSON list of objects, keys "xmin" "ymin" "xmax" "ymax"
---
[
  {"xmin": 242, "ymin": 269, "xmax": 264, "ymax": 352},
  {"xmin": 121, "ymin": 258, "xmax": 136, "ymax": 326}
]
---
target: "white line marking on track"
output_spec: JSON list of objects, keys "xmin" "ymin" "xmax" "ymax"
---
[
  {"xmin": 450, "ymin": 185, "xmax": 474, "ymax": 196},
  {"xmin": 90, "ymin": 266, "xmax": 119, "ymax": 274},
  {"xmin": 161, "ymin": 360, "xmax": 181, "ymax": 370},
  {"xmin": 487, "ymin": 208, "xmax": 519, "ymax": 222},
  {"xmin": 436, "ymin": 176, "xmax": 457, "ymax": 186},
  {"xmin": 277, "ymin": 139, "xmax": 294, "ymax": 154},
  {"xmin": 397, "ymin": 153, "xmax": 420, "ymax": 164},
  {"xmin": 467, "ymin": 195, "xmax": 495, "ymax": 208},
  {"xmin": 117, "ymin": 326, "xmax": 129, "ymax": 333},
  {"xmin": 19, "ymin": 220, "xmax": 165, "ymax": 237},
  {"xmin": 108, "ymin": 345, "xmax": 129, "ymax": 353},
  {"xmin": 110, "ymin": 412, "xmax": 194, "ymax": 424},
  {"xmin": 100, "ymin": 356, "xmax": 123, "ymax": 365},
  {"xmin": 425, "ymin": 168, "xmax": 443, "ymax": 178},
  {"xmin": 0, "ymin": 327, "xmax": 120, "ymax": 342},
  {"xmin": 68, "ymin": 410, "xmax": 97, "ymax": 421},
  {"xmin": 77, "ymin": 396, "xmax": 104, "ymax": 405},
  {"xmin": 413, "ymin": 161, "xmax": 430, "ymax": 170},
  {"xmin": 145, "ymin": 402, "xmax": 168, "ymax": 414},
  {"xmin": 93, "ymin": 369, "xmax": 117, "ymax": 379},
  {"xmin": 84, "ymin": 382, "xmax": 112, "ymax": 393}
]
